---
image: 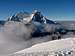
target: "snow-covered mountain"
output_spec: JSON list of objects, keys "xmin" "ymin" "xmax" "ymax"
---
[
  {"xmin": 6, "ymin": 10, "xmax": 67, "ymax": 37},
  {"xmin": 0, "ymin": 10, "xmax": 75, "ymax": 38},
  {"xmin": 7, "ymin": 10, "xmax": 56, "ymax": 24}
]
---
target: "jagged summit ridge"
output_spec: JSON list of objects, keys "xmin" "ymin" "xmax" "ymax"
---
[{"xmin": 7, "ymin": 10, "xmax": 55, "ymax": 24}]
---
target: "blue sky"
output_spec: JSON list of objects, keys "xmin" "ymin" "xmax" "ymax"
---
[{"xmin": 0, "ymin": 0, "xmax": 75, "ymax": 21}]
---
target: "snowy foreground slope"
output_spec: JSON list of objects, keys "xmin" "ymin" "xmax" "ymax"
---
[{"xmin": 10, "ymin": 38, "xmax": 75, "ymax": 56}]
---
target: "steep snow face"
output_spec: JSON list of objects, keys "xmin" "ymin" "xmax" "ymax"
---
[
  {"xmin": 31, "ymin": 10, "xmax": 56, "ymax": 24},
  {"xmin": 31, "ymin": 10, "xmax": 45, "ymax": 23}
]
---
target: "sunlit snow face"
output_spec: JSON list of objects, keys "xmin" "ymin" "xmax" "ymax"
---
[
  {"xmin": 22, "ymin": 17, "xmax": 32, "ymax": 24},
  {"xmin": 22, "ymin": 13, "xmax": 35, "ymax": 24}
]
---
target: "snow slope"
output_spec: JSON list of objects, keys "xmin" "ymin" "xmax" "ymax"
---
[{"xmin": 11, "ymin": 38, "xmax": 75, "ymax": 56}]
